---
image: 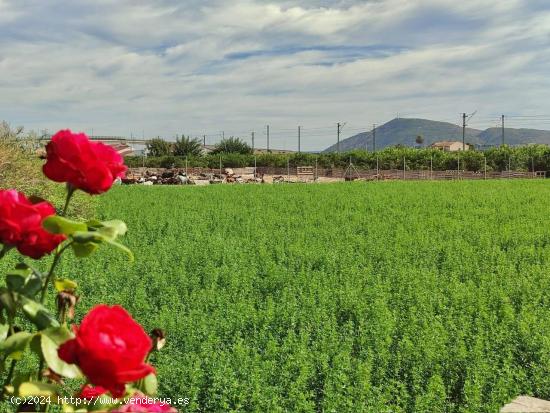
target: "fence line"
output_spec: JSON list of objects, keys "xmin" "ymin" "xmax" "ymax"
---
[{"xmin": 127, "ymin": 166, "xmax": 546, "ymax": 182}]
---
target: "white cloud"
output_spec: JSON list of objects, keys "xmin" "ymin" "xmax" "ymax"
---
[{"xmin": 1, "ymin": 0, "xmax": 549, "ymax": 149}]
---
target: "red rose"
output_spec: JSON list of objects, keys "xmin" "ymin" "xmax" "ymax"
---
[
  {"xmin": 58, "ymin": 305, "xmax": 154, "ymax": 397},
  {"xmin": 113, "ymin": 392, "xmax": 177, "ymax": 412},
  {"xmin": 78, "ymin": 384, "xmax": 108, "ymax": 400},
  {"xmin": 43, "ymin": 130, "xmax": 127, "ymax": 194},
  {"xmin": 0, "ymin": 190, "xmax": 66, "ymax": 259}
]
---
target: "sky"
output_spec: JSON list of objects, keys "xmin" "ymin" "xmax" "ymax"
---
[{"xmin": 1, "ymin": 0, "xmax": 550, "ymax": 151}]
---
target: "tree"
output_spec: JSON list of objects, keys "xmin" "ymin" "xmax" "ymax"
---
[
  {"xmin": 146, "ymin": 137, "xmax": 172, "ymax": 157},
  {"xmin": 211, "ymin": 137, "xmax": 252, "ymax": 155},
  {"xmin": 173, "ymin": 135, "xmax": 203, "ymax": 157},
  {"xmin": 0, "ymin": 121, "xmax": 24, "ymax": 140},
  {"xmin": 415, "ymin": 135, "xmax": 424, "ymax": 146}
]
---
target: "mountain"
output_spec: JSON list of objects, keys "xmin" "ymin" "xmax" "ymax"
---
[
  {"xmin": 477, "ymin": 127, "xmax": 550, "ymax": 146},
  {"xmin": 323, "ymin": 118, "xmax": 550, "ymax": 152}
]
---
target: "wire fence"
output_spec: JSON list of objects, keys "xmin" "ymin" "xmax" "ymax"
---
[{"xmin": 125, "ymin": 161, "xmax": 546, "ymax": 184}]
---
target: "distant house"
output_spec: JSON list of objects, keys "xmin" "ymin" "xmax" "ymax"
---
[{"xmin": 431, "ymin": 141, "xmax": 470, "ymax": 151}]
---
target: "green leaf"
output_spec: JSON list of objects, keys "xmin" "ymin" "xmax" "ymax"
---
[
  {"xmin": 71, "ymin": 231, "xmax": 105, "ymax": 244},
  {"xmin": 105, "ymin": 239, "xmax": 134, "ymax": 262},
  {"xmin": 6, "ymin": 266, "xmax": 42, "ymax": 298},
  {"xmin": 6, "ymin": 273, "xmax": 27, "ymax": 292},
  {"xmin": 71, "ymin": 242, "xmax": 99, "ymax": 258},
  {"xmin": 42, "ymin": 326, "xmax": 73, "ymax": 345},
  {"xmin": 88, "ymin": 219, "xmax": 128, "ymax": 239},
  {"xmin": 0, "ymin": 288, "xmax": 16, "ymax": 316},
  {"xmin": 0, "ymin": 332, "xmax": 34, "ymax": 360},
  {"xmin": 19, "ymin": 381, "xmax": 58, "ymax": 397},
  {"xmin": 20, "ymin": 275, "xmax": 43, "ymax": 298},
  {"xmin": 71, "ymin": 230, "xmax": 133, "ymax": 261},
  {"xmin": 41, "ymin": 331, "xmax": 82, "ymax": 379},
  {"xmin": 20, "ymin": 296, "xmax": 59, "ymax": 329},
  {"xmin": 142, "ymin": 373, "xmax": 158, "ymax": 396},
  {"xmin": 43, "ymin": 216, "xmax": 87, "ymax": 236},
  {"xmin": 29, "ymin": 334, "xmax": 42, "ymax": 356},
  {"xmin": 54, "ymin": 279, "xmax": 78, "ymax": 292}
]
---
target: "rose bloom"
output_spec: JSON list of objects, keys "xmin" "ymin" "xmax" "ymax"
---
[
  {"xmin": 58, "ymin": 305, "xmax": 154, "ymax": 397},
  {"xmin": 78, "ymin": 384, "xmax": 108, "ymax": 400},
  {"xmin": 0, "ymin": 189, "xmax": 66, "ymax": 259},
  {"xmin": 43, "ymin": 129, "xmax": 127, "ymax": 195},
  {"xmin": 113, "ymin": 393, "xmax": 177, "ymax": 412}
]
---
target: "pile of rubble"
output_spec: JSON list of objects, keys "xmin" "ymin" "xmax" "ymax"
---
[{"xmin": 122, "ymin": 168, "xmax": 264, "ymax": 186}]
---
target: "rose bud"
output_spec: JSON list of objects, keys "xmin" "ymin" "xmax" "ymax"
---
[
  {"xmin": 150, "ymin": 328, "xmax": 166, "ymax": 351},
  {"xmin": 57, "ymin": 290, "xmax": 80, "ymax": 322}
]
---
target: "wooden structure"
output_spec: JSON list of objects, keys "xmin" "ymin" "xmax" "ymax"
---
[{"xmin": 296, "ymin": 166, "xmax": 314, "ymax": 182}]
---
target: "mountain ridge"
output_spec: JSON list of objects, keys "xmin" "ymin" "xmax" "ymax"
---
[{"xmin": 323, "ymin": 118, "xmax": 550, "ymax": 152}]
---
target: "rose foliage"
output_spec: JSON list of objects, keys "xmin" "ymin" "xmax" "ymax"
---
[{"xmin": 0, "ymin": 130, "xmax": 175, "ymax": 411}]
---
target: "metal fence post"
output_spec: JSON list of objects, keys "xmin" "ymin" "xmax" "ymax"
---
[
  {"xmin": 287, "ymin": 158, "xmax": 290, "ymax": 182},
  {"xmin": 315, "ymin": 158, "xmax": 318, "ymax": 181}
]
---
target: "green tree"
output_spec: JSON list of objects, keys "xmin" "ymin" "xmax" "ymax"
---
[
  {"xmin": 415, "ymin": 135, "xmax": 424, "ymax": 146},
  {"xmin": 173, "ymin": 135, "xmax": 203, "ymax": 157},
  {"xmin": 211, "ymin": 137, "xmax": 252, "ymax": 155},
  {"xmin": 146, "ymin": 137, "xmax": 172, "ymax": 157}
]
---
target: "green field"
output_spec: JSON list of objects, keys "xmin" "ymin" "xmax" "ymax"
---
[{"xmin": 14, "ymin": 180, "xmax": 550, "ymax": 412}]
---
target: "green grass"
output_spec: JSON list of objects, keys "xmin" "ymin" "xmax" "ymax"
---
[{"xmin": 7, "ymin": 180, "xmax": 550, "ymax": 412}]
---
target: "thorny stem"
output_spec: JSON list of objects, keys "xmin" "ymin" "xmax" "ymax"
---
[
  {"xmin": 61, "ymin": 184, "xmax": 75, "ymax": 217},
  {"xmin": 39, "ymin": 186, "xmax": 76, "ymax": 304},
  {"xmin": 39, "ymin": 242, "xmax": 72, "ymax": 304}
]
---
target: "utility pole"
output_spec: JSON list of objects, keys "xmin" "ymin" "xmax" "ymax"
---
[
  {"xmin": 501, "ymin": 115, "xmax": 505, "ymax": 146},
  {"xmin": 251, "ymin": 131, "xmax": 255, "ymax": 153},
  {"xmin": 336, "ymin": 122, "xmax": 346, "ymax": 153},
  {"xmin": 461, "ymin": 111, "xmax": 477, "ymax": 151},
  {"xmin": 298, "ymin": 126, "xmax": 301, "ymax": 153},
  {"xmin": 462, "ymin": 112, "xmax": 466, "ymax": 151},
  {"xmin": 372, "ymin": 124, "xmax": 376, "ymax": 152},
  {"xmin": 203, "ymin": 135, "xmax": 206, "ymax": 146},
  {"xmin": 266, "ymin": 125, "xmax": 270, "ymax": 152},
  {"xmin": 337, "ymin": 123, "xmax": 341, "ymax": 153}
]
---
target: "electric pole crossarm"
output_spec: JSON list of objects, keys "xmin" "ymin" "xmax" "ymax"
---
[{"xmin": 336, "ymin": 122, "xmax": 346, "ymax": 153}]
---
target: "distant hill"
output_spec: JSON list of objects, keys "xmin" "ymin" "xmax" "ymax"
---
[
  {"xmin": 477, "ymin": 127, "xmax": 550, "ymax": 146},
  {"xmin": 323, "ymin": 118, "xmax": 550, "ymax": 152}
]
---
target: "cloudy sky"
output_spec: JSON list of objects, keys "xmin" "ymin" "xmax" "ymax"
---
[{"xmin": 1, "ymin": 0, "xmax": 550, "ymax": 150}]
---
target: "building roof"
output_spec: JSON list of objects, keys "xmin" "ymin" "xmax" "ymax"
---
[{"xmin": 431, "ymin": 141, "xmax": 463, "ymax": 147}]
